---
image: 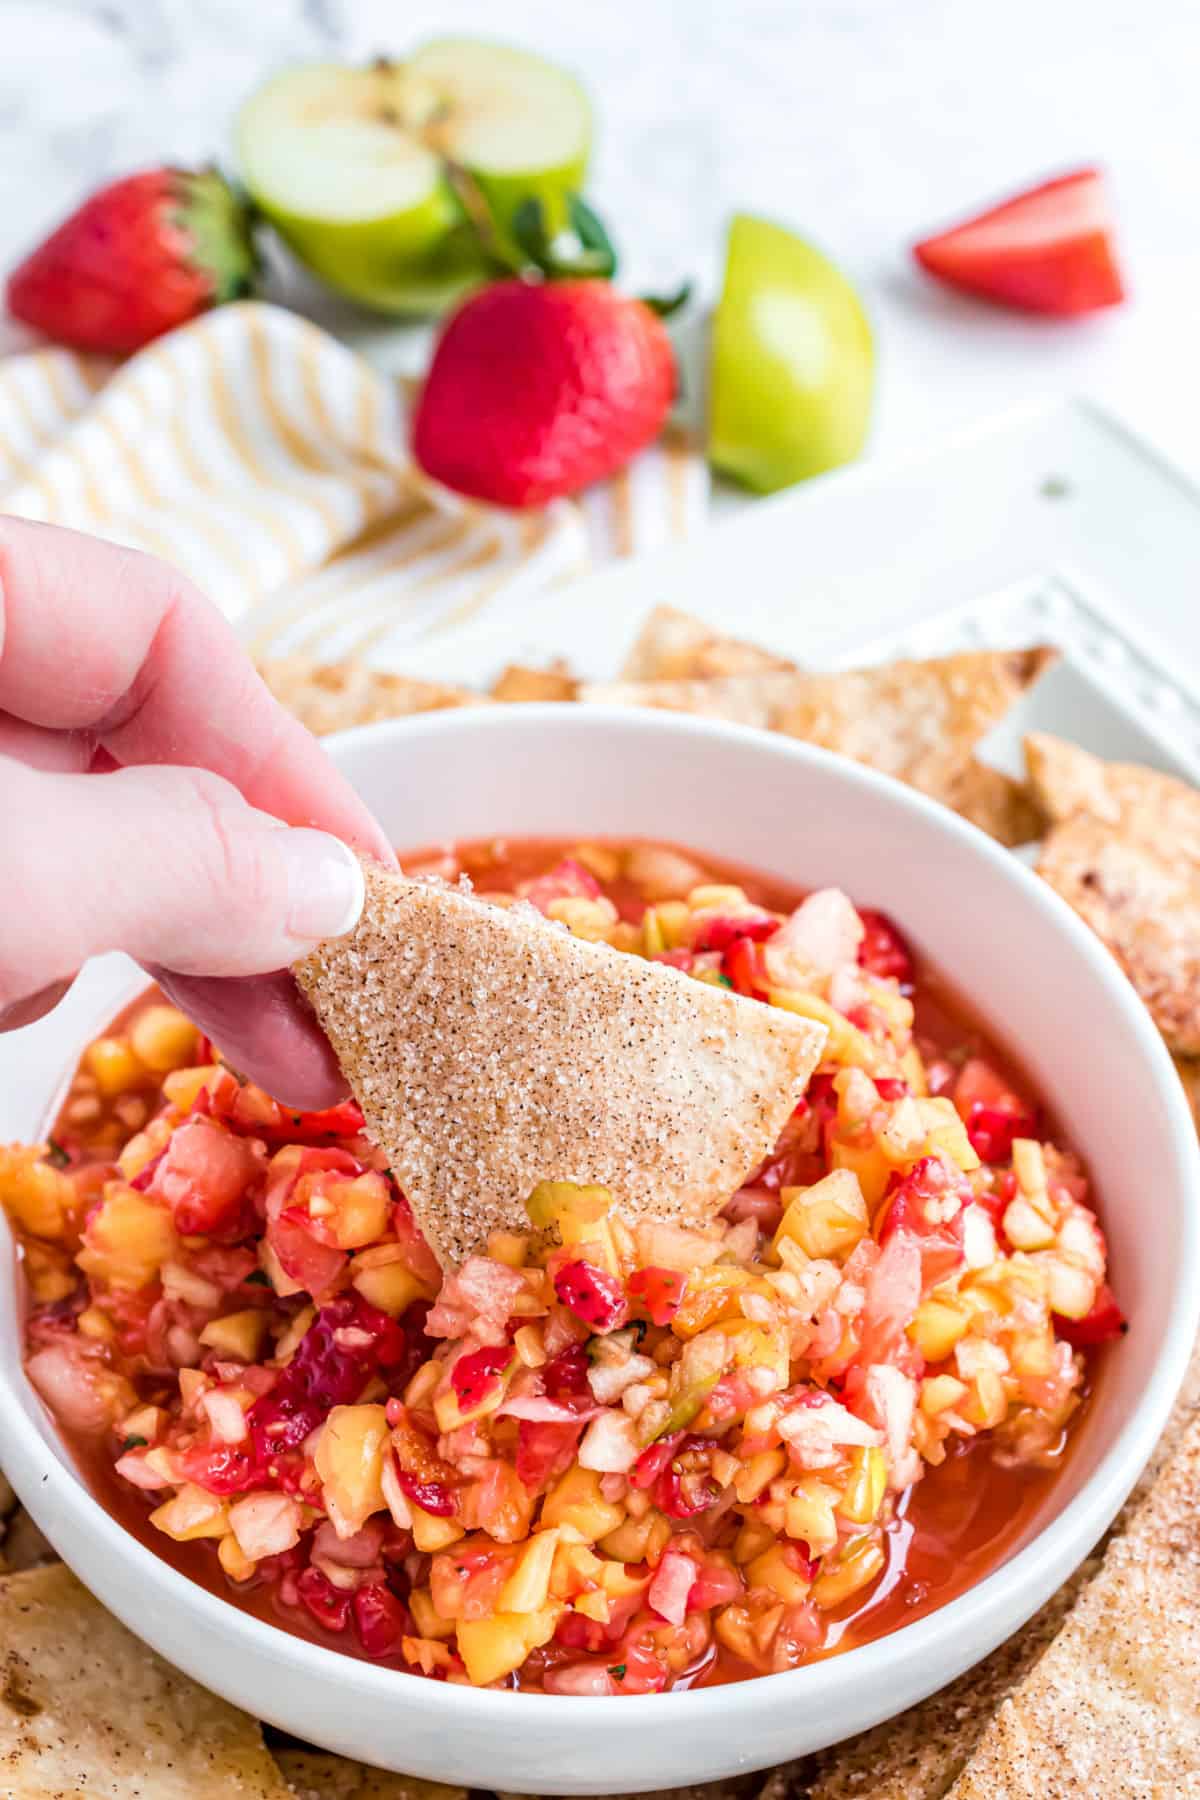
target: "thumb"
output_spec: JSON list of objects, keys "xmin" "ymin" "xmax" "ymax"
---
[{"xmin": 2, "ymin": 758, "xmax": 366, "ymax": 1106}]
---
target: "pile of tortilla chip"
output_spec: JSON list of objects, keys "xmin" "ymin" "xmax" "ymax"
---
[
  {"xmin": 6, "ymin": 609, "xmax": 1200, "ymax": 1794},
  {"xmin": 259, "ymin": 605, "xmax": 1054, "ymax": 848}
]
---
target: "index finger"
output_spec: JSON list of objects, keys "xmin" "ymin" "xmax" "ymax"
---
[{"xmin": 0, "ymin": 516, "xmax": 396, "ymax": 861}]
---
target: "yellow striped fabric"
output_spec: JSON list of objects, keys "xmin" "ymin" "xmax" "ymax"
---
[{"xmin": 0, "ymin": 301, "xmax": 708, "ymax": 659}]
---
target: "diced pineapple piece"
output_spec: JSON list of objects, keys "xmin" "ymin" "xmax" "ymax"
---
[
  {"xmin": 811, "ymin": 1536, "xmax": 886, "ymax": 1609},
  {"xmin": 733, "ymin": 1517, "xmax": 777, "ymax": 1566},
  {"xmin": 22, "ymin": 1241, "xmax": 76, "ymax": 1303},
  {"xmin": 199, "ymin": 1310, "xmax": 268, "ymax": 1361},
  {"xmin": 409, "ymin": 1586, "xmax": 456, "ymax": 1640},
  {"xmin": 487, "ymin": 1229, "xmax": 529, "ymax": 1268},
  {"xmin": 770, "ymin": 991, "xmax": 885, "ymax": 1072},
  {"xmin": 1012, "ymin": 1138, "xmax": 1047, "ymax": 1196},
  {"xmin": 745, "ymin": 1543, "xmax": 813, "ymax": 1603},
  {"xmin": 328, "ymin": 1173, "xmax": 391, "ymax": 1249},
  {"xmin": 837, "ymin": 1446, "xmax": 887, "ymax": 1524},
  {"xmin": 411, "ymin": 1507, "xmax": 465, "ymax": 1553},
  {"xmin": 77, "ymin": 1185, "xmax": 178, "ymax": 1290},
  {"xmin": 313, "ymin": 1403, "xmax": 388, "ymax": 1537},
  {"xmin": 150, "ymin": 1483, "xmax": 229, "ymax": 1542},
  {"xmin": 550, "ymin": 1541, "xmax": 603, "ymax": 1600},
  {"xmin": 351, "ymin": 1258, "xmax": 428, "ymax": 1318},
  {"xmin": 77, "ymin": 1305, "xmax": 117, "ymax": 1343},
  {"xmin": 456, "ymin": 1605, "xmax": 563, "ymax": 1687},
  {"xmin": 573, "ymin": 1589, "xmax": 611, "ymax": 1624},
  {"xmin": 161, "ymin": 1066, "xmax": 221, "ymax": 1113},
  {"xmin": 900, "ymin": 1044, "xmax": 929, "ymax": 1097},
  {"xmin": 776, "ymin": 1170, "xmax": 867, "ymax": 1261},
  {"xmin": 512, "ymin": 1324, "xmax": 547, "ymax": 1368},
  {"xmin": 497, "ymin": 1528, "xmax": 561, "ymax": 1614},
  {"xmin": 218, "ymin": 1531, "xmax": 256, "ymax": 1582},
  {"xmin": 919, "ymin": 1372, "xmax": 970, "ymax": 1417},
  {"xmin": 879, "ymin": 1096, "xmax": 926, "ymax": 1164},
  {"xmin": 0, "ymin": 1147, "xmax": 72, "ymax": 1239},
  {"xmin": 689, "ymin": 884, "xmax": 749, "ymax": 912},
  {"xmin": 672, "ymin": 1266, "xmax": 758, "ymax": 1338},
  {"xmin": 961, "ymin": 1369, "xmax": 1009, "ymax": 1430},
  {"xmin": 130, "ymin": 1005, "xmax": 198, "ymax": 1073},
  {"xmin": 829, "ymin": 1136, "xmax": 892, "ymax": 1211},
  {"xmin": 733, "ymin": 1448, "xmax": 787, "ymax": 1504},
  {"xmin": 784, "ymin": 1478, "xmax": 840, "ymax": 1556},
  {"xmin": 908, "ymin": 1296, "xmax": 970, "ymax": 1363},
  {"xmin": 546, "ymin": 895, "xmax": 619, "ymax": 942},
  {"xmin": 86, "ymin": 1037, "xmax": 144, "ymax": 1096},
  {"xmin": 525, "ymin": 1182, "xmax": 618, "ymax": 1270},
  {"xmin": 917, "ymin": 1098, "xmax": 980, "ymax": 1172},
  {"xmin": 260, "ymin": 1240, "xmax": 305, "ymax": 1300},
  {"xmin": 1043, "ymin": 1256, "xmax": 1096, "ymax": 1320},
  {"xmin": 541, "ymin": 1467, "xmax": 625, "ymax": 1543},
  {"xmin": 571, "ymin": 843, "xmax": 622, "ymax": 885}
]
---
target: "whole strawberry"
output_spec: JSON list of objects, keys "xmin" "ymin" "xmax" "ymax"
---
[
  {"xmin": 6, "ymin": 167, "xmax": 256, "ymax": 356},
  {"xmin": 413, "ymin": 278, "xmax": 676, "ymax": 508}
]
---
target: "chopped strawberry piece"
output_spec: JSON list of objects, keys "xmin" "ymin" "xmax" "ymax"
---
[
  {"xmin": 878, "ymin": 1156, "xmax": 969, "ymax": 1292},
  {"xmin": 553, "ymin": 1260, "xmax": 628, "ymax": 1332},
  {"xmin": 966, "ymin": 1103, "xmax": 1037, "ymax": 1164},
  {"xmin": 515, "ymin": 1418, "xmax": 584, "ymax": 1490},
  {"xmin": 178, "ymin": 1443, "xmax": 260, "ymax": 1495},
  {"xmin": 874, "ymin": 1077, "xmax": 909, "ymax": 1101},
  {"xmin": 541, "ymin": 1342, "xmax": 593, "ymax": 1402},
  {"xmin": 451, "ymin": 1343, "xmax": 513, "ymax": 1410},
  {"xmin": 692, "ymin": 913, "xmax": 779, "ymax": 954},
  {"xmin": 631, "ymin": 1432, "xmax": 685, "ymax": 1491},
  {"xmin": 1056, "ymin": 1282, "xmax": 1127, "ymax": 1348},
  {"xmin": 626, "ymin": 1265, "xmax": 686, "ymax": 1326},
  {"xmin": 248, "ymin": 1296, "xmax": 404, "ymax": 1459},
  {"xmin": 652, "ymin": 948, "xmax": 695, "ymax": 972},
  {"xmin": 151, "ymin": 1117, "xmax": 261, "ymax": 1238},
  {"xmin": 518, "ymin": 857, "xmax": 602, "ymax": 913},
  {"xmin": 913, "ymin": 169, "xmax": 1125, "ymax": 316},
  {"xmin": 722, "ymin": 937, "xmax": 770, "ymax": 998},
  {"xmin": 857, "ymin": 910, "xmax": 914, "ymax": 986}
]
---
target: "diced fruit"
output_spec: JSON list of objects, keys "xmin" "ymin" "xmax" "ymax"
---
[
  {"xmin": 837, "ymin": 1447, "xmax": 887, "ymax": 1524},
  {"xmin": 541, "ymin": 1466, "xmax": 625, "ymax": 1542},
  {"xmin": 746, "ymin": 1542, "xmax": 814, "ymax": 1603},
  {"xmin": 710, "ymin": 213, "xmax": 873, "ymax": 493},
  {"xmin": 129, "ymin": 1006, "xmax": 198, "ymax": 1073},
  {"xmin": 411, "ymin": 1507, "xmax": 466, "ymax": 1553},
  {"xmin": 0, "ymin": 1147, "xmax": 71, "ymax": 1238},
  {"xmin": 314, "ymin": 1403, "xmax": 389, "ymax": 1536},
  {"xmin": 776, "ymin": 1169, "xmax": 867, "ymax": 1260},
  {"xmin": 86, "ymin": 1038, "xmax": 144, "ymax": 1097},
  {"xmin": 77, "ymin": 1186, "xmax": 178, "ymax": 1290},
  {"xmin": 1056, "ymin": 1281, "xmax": 1126, "ymax": 1348},
  {"xmin": 908, "ymin": 1296, "xmax": 970, "ymax": 1363},
  {"xmin": 811, "ymin": 1536, "xmax": 886, "ymax": 1609},
  {"xmin": 150, "ymin": 1483, "xmax": 230, "ymax": 1542},
  {"xmin": 553, "ymin": 1259, "xmax": 628, "ymax": 1332},
  {"xmin": 497, "ymin": 1528, "xmax": 560, "ymax": 1614},
  {"xmin": 351, "ymin": 1256, "xmax": 428, "ymax": 1317},
  {"xmin": 626, "ymin": 1265, "xmax": 686, "ymax": 1326},
  {"xmin": 457, "ymin": 1605, "xmax": 563, "ymax": 1687},
  {"xmin": 198, "ymin": 1310, "xmax": 267, "ymax": 1361},
  {"xmin": 238, "ymin": 42, "xmax": 591, "ymax": 316}
]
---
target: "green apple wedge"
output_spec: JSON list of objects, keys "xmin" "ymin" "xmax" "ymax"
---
[
  {"xmin": 709, "ymin": 214, "xmax": 874, "ymax": 493},
  {"xmin": 237, "ymin": 40, "xmax": 592, "ymax": 316}
]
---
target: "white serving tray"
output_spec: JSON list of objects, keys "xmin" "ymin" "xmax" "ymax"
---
[{"xmin": 382, "ymin": 396, "xmax": 1200, "ymax": 789}]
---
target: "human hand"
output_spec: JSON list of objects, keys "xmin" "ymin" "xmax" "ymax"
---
[{"xmin": 0, "ymin": 517, "xmax": 397, "ymax": 1105}]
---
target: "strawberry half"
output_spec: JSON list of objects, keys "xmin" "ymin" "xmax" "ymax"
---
[
  {"xmin": 7, "ymin": 167, "xmax": 256, "ymax": 355},
  {"xmin": 412, "ymin": 278, "xmax": 675, "ymax": 508},
  {"xmin": 913, "ymin": 169, "xmax": 1125, "ymax": 316}
]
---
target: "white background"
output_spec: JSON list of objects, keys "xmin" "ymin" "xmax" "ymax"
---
[{"xmin": 1, "ymin": 0, "xmax": 1198, "ymax": 480}]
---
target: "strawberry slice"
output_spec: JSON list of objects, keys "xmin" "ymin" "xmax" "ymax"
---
[{"xmin": 913, "ymin": 169, "xmax": 1125, "ymax": 316}]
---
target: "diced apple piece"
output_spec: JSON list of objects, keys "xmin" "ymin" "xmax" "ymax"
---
[
  {"xmin": 150, "ymin": 1483, "xmax": 229, "ymax": 1542},
  {"xmin": 908, "ymin": 1296, "xmax": 970, "ymax": 1362}
]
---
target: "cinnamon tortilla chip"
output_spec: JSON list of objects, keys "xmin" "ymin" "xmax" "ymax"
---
[
  {"xmin": 295, "ymin": 865, "xmax": 826, "ymax": 1265},
  {"xmin": 0, "ymin": 1562, "xmax": 292, "ymax": 1797},
  {"xmin": 1037, "ymin": 817, "xmax": 1200, "ymax": 1053},
  {"xmin": 259, "ymin": 657, "xmax": 485, "ymax": 736},
  {"xmin": 273, "ymin": 1746, "xmax": 464, "ymax": 1800},
  {"xmin": 489, "ymin": 661, "xmax": 579, "ymax": 702},
  {"xmin": 0, "ymin": 1508, "xmax": 56, "ymax": 1574},
  {"xmin": 1026, "ymin": 732, "xmax": 1200, "ymax": 859},
  {"xmin": 945, "ymin": 1411, "xmax": 1200, "ymax": 1797},
  {"xmin": 943, "ymin": 761, "xmax": 1045, "ymax": 848},
  {"xmin": 620, "ymin": 604, "xmax": 798, "ymax": 680},
  {"xmin": 584, "ymin": 650, "xmax": 1055, "ymax": 832}
]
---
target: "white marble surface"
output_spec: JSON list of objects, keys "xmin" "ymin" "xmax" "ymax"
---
[{"xmin": 1, "ymin": 0, "xmax": 1199, "ymax": 485}]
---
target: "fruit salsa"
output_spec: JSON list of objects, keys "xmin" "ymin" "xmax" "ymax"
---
[{"xmin": 1, "ymin": 838, "xmax": 1124, "ymax": 1695}]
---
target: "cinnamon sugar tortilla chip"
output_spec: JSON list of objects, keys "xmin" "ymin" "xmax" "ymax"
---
[
  {"xmin": 1037, "ymin": 817, "xmax": 1200, "ymax": 1052},
  {"xmin": 1026, "ymin": 732, "xmax": 1200, "ymax": 859},
  {"xmin": 0, "ymin": 1507, "xmax": 56, "ymax": 1574},
  {"xmin": 620, "ymin": 604, "xmax": 798, "ymax": 680},
  {"xmin": 273, "ymin": 1747, "xmax": 464, "ymax": 1800},
  {"xmin": 0, "ymin": 1562, "xmax": 292, "ymax": 1797},
  {"xmin": 295, "ymin": 865, "xmax": 826, "ymax": 1266},
  {"xmin": 584, "ymin": 649, "xmax": 1056, "ymax": 832},
  {"xmin": 944, "ymin": 1411, "xmax": 1200, "ymax": 1797},
  {"xmin": 489, "ymin": 661, "xmax": 579, "ymax": 702},
  {"xmin": 943, "ymin": 761, "xmax": 1045, "ymax": 848},
  {"xmin": 259, "ymin": 657, "xmax": 486, "ymax": 736}
]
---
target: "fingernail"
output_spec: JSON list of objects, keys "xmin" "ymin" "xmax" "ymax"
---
[{"xmin": 278, "ymin": 830, "xmax": 365, "ymax": 942}]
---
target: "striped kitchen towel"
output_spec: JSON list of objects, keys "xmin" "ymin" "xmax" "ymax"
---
[{"xmin": 0, "ymin": 300, "xmax": 708, "ymax": 661}]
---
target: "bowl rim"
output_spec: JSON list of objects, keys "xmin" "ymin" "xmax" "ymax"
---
[{"xmin": 2, "ymin": 702, "xmax": 1197, "ymax": 1729}]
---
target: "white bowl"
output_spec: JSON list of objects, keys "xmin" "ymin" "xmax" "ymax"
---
[{"xmin": 2, "ymin": 706, "xmax": 1197, "ymax": 1793}]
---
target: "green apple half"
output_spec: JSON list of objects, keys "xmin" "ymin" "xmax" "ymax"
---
[
  {"xmin": 709, "ymin": 214, "xmax": 874, "ymax": 494},
  {"xmin": 237, "ymin": 39, "xmax": 592, "ymax": 315}
]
